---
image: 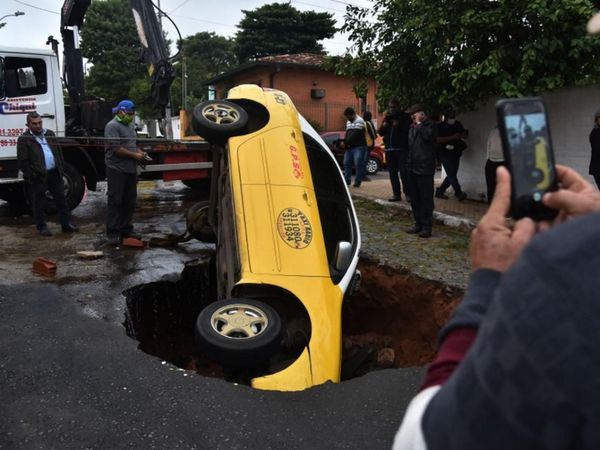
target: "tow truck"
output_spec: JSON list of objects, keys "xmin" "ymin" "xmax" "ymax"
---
[{"xmin": 0, "ymin": 0, "xmax": 211, "ymax": 210}]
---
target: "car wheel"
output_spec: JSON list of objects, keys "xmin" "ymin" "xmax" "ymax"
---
[
  {"xmin": 191, "ymin": 100, "xmax": 249, "ymax": 143},
  {"xmin": 186, "ymin": 200, "xmax": 216, "ymax": 243},
  {"xmin": 365, "ymin": 157, "xmax": 380, "ymax": 175},
  {"xmin": 196, "ymin": 298, "xmax": 282, "ymax": 367}
]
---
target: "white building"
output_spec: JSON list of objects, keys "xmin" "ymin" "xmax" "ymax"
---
[{"xmin": 457, "ymin": 84, "xmax": 600, "ymax": 200}]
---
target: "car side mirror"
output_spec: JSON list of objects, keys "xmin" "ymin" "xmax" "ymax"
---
[{"xmin": 334, "ymin": 241, "xmax": 352, "ymax": 272}]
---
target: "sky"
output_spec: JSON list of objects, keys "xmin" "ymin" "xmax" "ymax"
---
[{"xmin": 1, "ymin": 0, "xmax": 374, "ymax": 56}]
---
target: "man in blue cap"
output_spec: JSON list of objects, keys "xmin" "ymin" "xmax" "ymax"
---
[{"xmin": 104, "ymin": 99, "xmax": 147, "ymax": 245}]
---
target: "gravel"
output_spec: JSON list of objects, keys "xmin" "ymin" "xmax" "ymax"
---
[{"xmin": 353, "ymin": 197, "xmax": 472, "ymax": 289}]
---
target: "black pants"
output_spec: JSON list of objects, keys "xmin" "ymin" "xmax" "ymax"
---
[
  {"xmin": 386, "ymin": 150, "xmax": 410, "ymax": 198},
  {"xmin": 106, "ymin": 167, "xmax": 137, "ymax": 237},
  {"xmin": 408, "ymin": 171, "xmax": 434, "ymax": 231},
  {"xmin": 593, "ymin": 173, "xmax": 600, "ymax": 189},
  {"xmin": 29, "ymin": 169, "xmax": 70, "ymax": 230},
  {"xmin": 485, "ymin": 159, "xmax": 506, "ymax": 203},
  {"xmin": 438, "ymin": 152, "xmax": 463, "ymax": 195}
]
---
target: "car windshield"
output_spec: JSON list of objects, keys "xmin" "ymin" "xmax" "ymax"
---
[{"xmin": 303, "ymin": 133, "xmax": 357, "ymax": 283}]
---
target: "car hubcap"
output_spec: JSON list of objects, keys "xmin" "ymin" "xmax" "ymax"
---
[
  {"xmin": 201, "ymin": 104, "xmax": 240, "ymax": 125},
  {"xmin": 210, "ymin": 303, "xmax": 269, "ymax": 339},
  {"xmin": 366, "ymin": 159, "xmax": 377, "ymax": 174}
]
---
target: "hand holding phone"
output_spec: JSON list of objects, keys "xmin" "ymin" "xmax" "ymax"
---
[{"xmin": 496, "ymin": 97, "xmax": 558, "ymax": 220}]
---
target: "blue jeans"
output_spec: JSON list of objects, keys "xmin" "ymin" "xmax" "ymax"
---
[{"xmin": 343, "ymin": 145, "xmax": 367, "ymax": 186}]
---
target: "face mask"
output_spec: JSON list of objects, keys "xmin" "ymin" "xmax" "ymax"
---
[
  {"xmin": 447, "ymin": 118, "xmax": 456, "ymax": 125},
  {"xmin": 116, "ymin": 113, "xmax": 134, "ymax": 126}
]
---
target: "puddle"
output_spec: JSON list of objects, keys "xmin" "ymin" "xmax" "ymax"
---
[{"xmin": 123, "ymin": 255, "xmax": 463, "ymax": 384}]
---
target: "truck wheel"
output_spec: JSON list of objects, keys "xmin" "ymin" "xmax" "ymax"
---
[
  {"xmin": 61, "ymin": 162, "xmax": 85, "ymax": 210},
  {"xmin": 195, "ymin": 298, "xmax": 282, "ymax": 367},
  {"xmin": 40, "ymin": 162, "xmax": 85, "ymax": 213},
  {"xmin": 191, "ymin": 101, "xmax": 248, "ymax": 143},
  {"xmin": 365, "ymin": 157, "xmax": 380, "ymax": 175}
]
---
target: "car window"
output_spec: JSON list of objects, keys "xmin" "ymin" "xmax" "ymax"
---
[
  {"xmin": 303, "ymin": 133, "xmax": 357, "ymax": 283},
  {"xmin": 321, "ymin": 134, "xmax": 339, "ymax": 145}
]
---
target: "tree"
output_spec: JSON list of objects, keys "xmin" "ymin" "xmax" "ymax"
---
[
  {"xmin": 342, "ymin": 0, "xmax": 600, "ymax": 112},
  {"xmin": 80, "ymin": 0, "xmax": 146, "ymax": 104},
  {"xmin": 173, "ymin": 31, "xmax": 237, "ymax": 111},
  {"xmin": 235, "ymin": 2, "xmax": 336, "ymax": 62}
]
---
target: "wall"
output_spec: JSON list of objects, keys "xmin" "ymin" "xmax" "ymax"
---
[
  {"xmin": 214, "ymin": 67, "xmax": 379, "ymax": 132},
  {"xmin": 457, "ymin": 84, "xmax": 600, "ymax": 201}
]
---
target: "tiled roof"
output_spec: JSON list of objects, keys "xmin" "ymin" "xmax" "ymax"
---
[{"xmin": 257, "ymin": 53, "xmax": 326, "ymax": 66}]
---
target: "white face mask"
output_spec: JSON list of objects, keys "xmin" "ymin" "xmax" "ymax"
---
[{"xmin": 447, "ymin": 118, "xmax": 456, "ymax": 125}]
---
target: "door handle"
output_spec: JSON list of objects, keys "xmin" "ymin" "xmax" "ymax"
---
[{"xmin": 40, "ymin": 114, "xmax": 55, "ymax": 119}]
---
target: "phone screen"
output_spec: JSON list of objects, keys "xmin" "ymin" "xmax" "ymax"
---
[
  {"xmin": 497, "ymin": 98, "xmax": 558, "ymax": 219},
  {"xmin": 501, "ymin": 104, "xmax": 553, "ymax": 203}
]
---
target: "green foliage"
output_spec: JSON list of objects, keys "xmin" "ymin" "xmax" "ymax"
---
[
  {"xmin": 172, "ymin": 32, "xmax": 237, "ymax": 111},
  {"xmin": 342, "ymin": 0, "xmax": 600, "ymax": 112},
  {"xmin": 80, "ymin": 0, "xmax": 147, "ymax": 105},
  {"xmin": 235, "ymin": 2, "xmax": 337, "ymax": 62},
  {"xmin": 305, "ymin": 117, "xmax": 324, "ymax": 133}
]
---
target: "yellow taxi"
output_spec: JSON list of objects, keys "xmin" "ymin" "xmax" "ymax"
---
[{"xmin": 191, "ymin": 85, "xmax": 361, "ymax": 391}]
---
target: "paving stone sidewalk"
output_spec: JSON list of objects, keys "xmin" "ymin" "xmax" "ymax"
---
[{"xmin": 351, "ymin": 173, "xmax": 489, "ymax": 228}]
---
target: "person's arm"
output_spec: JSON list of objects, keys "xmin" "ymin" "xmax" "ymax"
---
[
  {"xmin": 16, "ymin": 135, "xmax": 32, "ymax": 180},
  {"xmin": 393, "ymin": 167, "xmax": 536, "ymax": 449},
  {"xmin": 114, "ymin": 146, "xmax": 144, "ymax": 161},
  {"xmin": 541, "ymin": 164, "xmax": 600, "ymax": 225}
]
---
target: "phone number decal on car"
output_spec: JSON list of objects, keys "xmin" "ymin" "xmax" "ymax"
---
[{"xmin": 277, "ymin": 207, "xmax": 313, "ymax": 249}]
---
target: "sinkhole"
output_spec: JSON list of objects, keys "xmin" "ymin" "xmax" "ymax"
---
[{"xmin": 123, "ymin": 254, "xmax": 463, "ymax": 385}]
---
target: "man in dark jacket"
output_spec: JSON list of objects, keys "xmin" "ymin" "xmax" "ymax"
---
[
  {"xmin": 435, "ymin": 110, "xmax": 468, "ymax": 201},
  {"xmin": 378, "ymin": 98, "xmax": 412, "ymax": 202},
  {"xmin": 406, "ymin": 104, "xmax": 437, "ymax": 238},
  {"xmin": 17, "ymin": 112, "xmax": 78, "ymax": 236}
]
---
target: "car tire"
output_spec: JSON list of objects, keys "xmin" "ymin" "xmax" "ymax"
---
[
  {"xmin": 186, "ymin": 200, "xmax": 216, "ymax": 243},
  {"xmin": 196, "ymin": 298, "xmax": 282, "ymax": 367},
  {"xmin": 365, "ymin": 157, "xmax": 380, "ymax": 175},
  {"xmin": 191, "ymin": 100, "xmax": 249, "ymax": 143}
]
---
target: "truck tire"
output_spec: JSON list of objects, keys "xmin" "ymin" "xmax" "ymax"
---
[
  {"xmin": 44, "ymin": 161, "xmax": 85, "ymax": 213},
  {"xmin": 191, "ymin": 101, "xmax": 248, "ymax": 143}
]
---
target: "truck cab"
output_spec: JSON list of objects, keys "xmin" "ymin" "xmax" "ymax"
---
[{"xmin": 0, "ymin": 46, "xmax": 65, "ymax": 179}]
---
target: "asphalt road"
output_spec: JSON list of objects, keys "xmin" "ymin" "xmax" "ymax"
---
[
  {"xmin": 0, "ymin": 283, "xmax": 423, "ymax": 449},
  {"xmin": 0, "ymin": 180, "xmax": 424, "ymax": 449}
]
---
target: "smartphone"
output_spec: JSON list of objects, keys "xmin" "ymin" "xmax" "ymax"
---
[{"xmin": 496, "ymin": 97, "xmax": 558, "ymax": 220}]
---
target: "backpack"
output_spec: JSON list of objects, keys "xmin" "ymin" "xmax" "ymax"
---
[{"xmin": 365, "ymin": 121, "xmax": 376, "ymax": 148}]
